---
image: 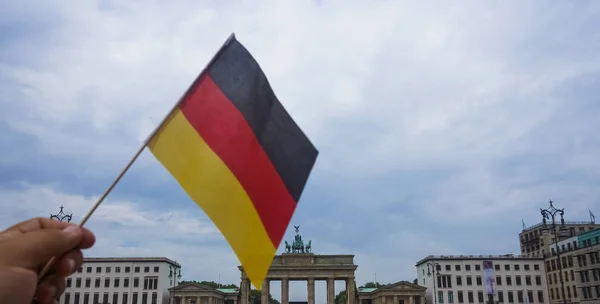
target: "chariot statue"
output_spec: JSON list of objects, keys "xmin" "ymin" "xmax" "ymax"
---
[{"xmin": 284, "ymin": 225, "xmax": 312, "ymax": 254}]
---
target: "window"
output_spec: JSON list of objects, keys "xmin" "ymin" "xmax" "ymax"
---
[
  {"xmin": 524, "ymin": 264, "xmax": 530, "ymax": 271},
  {"xmin": 498, "ymin": 291, "xmax": 504, "ymax": 303},
  {"xmin": 475, "ymin": 264, "xmax": 480, "ymax": 271},
  {"xmin": 135, "ymin": 266, "xmax": 140, "ymax": 273},
  {"xmin": 517, "ymin": 291, "xmax": 523, "ymax": 302},
  {"xmin": 123, "ymin": 294, "xmax": 129, "ymax": 304},
  {"xmin": 525, "ymin": 275, "xmax": 531, "ymax": 285},
  {"xmin": 144, "ymin": 266, "xmax": 150, "ymax": 273},
  {"xmin": 106, "ymin": 267, "xmax": 111, "ymax": 273},
  {"xmin": 506, "ymin": 276, "xmax": 512, "ymax": 286},
  {"xmin": 467, "ymin": 291, "xmax": 474, "ymax": 303},
  {"xmin": 455, "ymin": 265, "xmax": 461, "ymax": 271},
  {"xmin": 535, "ymin": 275, "xmax": 541, "ymax": 285},
  {"xmin": 567, "ymin": 286, "xmax": 571, "ymax": 298},
  {"xmin": 466, "ymin": 265, "xmax": 471, "ymax": 271},
  {"xmin": 132, "ymin": 293, "xmax": 138, "ymax": 304},
  {"xmin": 76, "ymin": 278, "xmax": 82, "ymax": 288},
  {"xmin": 438, "ymin": 275, "xmax": 452, "ymax": 288},
  {"xmin": 445, "ymin": 265, "xmax": 451, "ymax": 271},
  {"xmin": 534, "ymin": 264, "xmax": 540, "ymax": 271},
  {"xmin": 113, "ymin": 293, "xmax": 119, "ymax": 304},
  {"xmin": 477, "ymin": 292, "xmax": 483, "ymax": 303},
  {"xmin": 448, "ymin": 291, "xmax": 454, "ymax": 303},
  {"xmin": 476, "ymin": 276, "xmax": 482, "ymax": 286},
  {"xmin": 96, "ymin": 267, "xmax": 101, "ymax": 273},
  {"xmin": 134, "ymin": 277, "xmax": 140, "ymax": 288},
  {"xmin": 77, "ymin": 267, "xmax": 83, "ymax": 273},
  {"xmin": 66, "ymin": 278, "xmax": 72, "ymax": 288},
  {"xmin": 115, "ymin": 277, "xmax": 120, "ymax": 287},
  {"xmin": 83, "ymin": 293, "xmax": 89, "ymax": 304},
  {"xmin": 504, "ymin": 264, "xmax": 510, "ymax": 271},
  {"xmin": 74, "ymin": 293, "xmax": 80, "ymax": 304},
  {"xmin": 95, "ymin": 278, "xmax": 101, "ymax": 288},
  {"xmin": 551, "ymin": 288, "xmax": 554, "ymax": 300},
  {"xmin": 496, "ymin": 276, "xmax": 502, "ymax": 286},
  {"xmin": 466, "ymin": 276, "xmax": 472, "ymax": 286},
  {"xmin": 103, "ymin": 293, "xmax": 109, "ymax": 303},
  {"xmin": 154, "ymin": 266, "xmax": 159, "ymax": 273},
  {"xmin": 456, "ymin": 276, "xmax": 462, "ymax": 286},
  {"xmin": 124, "ymin": 278, "xmax": 130, "ymax": 288},
  {"xmin": 116, "ymin": 267, "xmax": 121, "ymax": 273},
  {"xmin": 85, "ymin": 278, "xmax": 91, "ymax": 288},
  {"xmin": 143, "ymin": 276, "xmax": 159, "ymax": 290},
  {"xmin": 64, "ymin": 293, "xmax": 71, "ymax": 304},
  {"xmin": 457, "ymin": 291, "xmax": 464, "ymax": 303},
  {"xmin": 494, "ymin": 264, "xmax": 500, "ymax": 271},
  {"xmin": 104, "ymin": 278, "xmax": 110, "ymax": 288},
  {"xmin": 125, "ymin": 266, "xmax": 131, "ymax": 273},
  {"xmin": 438, "ymin": 291, "xmax": 444, "ymax": 303},
  {"xmin": 527, "ymin": 291, "xmax": 533, "ymax": 303},
  {"xmin": 93, "ymin": 293, "xmax": 99, "ymax": 304},
  {"xmin": 86, "ymin": 267, "xmax": 92, "ymax": 273},
  {"xmin": 142, "ymin": 293, "xmax": 148, "ymax": 304},
  {"xmin": 507, "ymin": 291, "xmax": 514, "ymax": 303},
  {"xmin": 514, "ymin": 264, "xmax": 520, "ymax": 271}
]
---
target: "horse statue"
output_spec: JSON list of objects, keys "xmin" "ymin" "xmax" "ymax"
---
[
  {"xmin": 305, "ymin": 240, "xmax": 312, "ymax": 253},
  {"xmin": 284, "ymin": 241, "xmax": 291, "ymax": 253},
  {"xmin": 292, "ymin": 237, "xmax": 304, "ymax": 253}
]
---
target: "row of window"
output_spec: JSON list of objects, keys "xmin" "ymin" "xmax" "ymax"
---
[
  {"xmin": 62, "ymin": 292, "xmax": 158, "ymax": 304},
  {"xmin": 581, "ymin": 285, "xmax": 600, "ymax": 300},
  {"xmin": 76, "ymin": 265, "xmax": 160, "ymax": 274},
  {"xmin": 434, "ymin": 263, "xmax": 540, "ymax": 273},
  {"xmin": 550, "ymin": 285, "xmax": 577, "ymax": 300},
  {"xmin": 436, "ymin": 275, "xmax": 542, "ymax": 289},
  {"xmin": 66, "ymin": 276, "xmax": 159, "ymax": 290},
  {"xmin": 547, "ymin": 270, "xmax": 574, "ymax": 285},
  {"xmin": 436, "ymin": 289, "xmax": 544, "ymax": 303}
]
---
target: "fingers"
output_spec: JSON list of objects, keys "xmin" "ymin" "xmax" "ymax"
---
[
  {"xmin": 54, "ymin": 250, "xmax": 83, "ymax": 277},
  {"xmin": 35, "ymin": 274, "xmax": 64, "ymax": 304},
  {"xmin": 1, "ymin": 225, "xmax": 83, "ymax": 270},
  {"xmin": 0, "ymin": 218, "xmax": 96, "ymax": 249}
]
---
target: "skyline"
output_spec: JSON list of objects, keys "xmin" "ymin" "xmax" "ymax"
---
[{"xmin": 2, "ymin": 0, "xmax": 600, "ymax": 302}]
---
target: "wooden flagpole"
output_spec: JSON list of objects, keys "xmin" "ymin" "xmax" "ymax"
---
[{"xmin": 37, "ymin": 33, "xmax": 236, "ymax": 282}]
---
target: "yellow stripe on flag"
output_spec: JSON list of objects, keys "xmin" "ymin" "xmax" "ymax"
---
[{"xmin": 147, "ymin": 109, "xmax": 276, "ymax": 287}]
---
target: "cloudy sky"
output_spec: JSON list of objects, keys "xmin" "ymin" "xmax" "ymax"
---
[{"xmin": 2, "ymin": 0, "xmax": 600, "ymax": 302}]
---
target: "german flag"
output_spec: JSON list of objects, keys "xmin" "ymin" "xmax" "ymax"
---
[{"xmin": 147, "ymin": 34, "xmax": 318, "ymax": 289}]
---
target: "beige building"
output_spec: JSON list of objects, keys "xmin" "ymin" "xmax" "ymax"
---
[
  {"xmin": 168, "ymin": 282, "xmax": 239, "ymax": 304},
  {"xmin": 61, "ymin": 257, "xmax": 181, "ymax": 304},
  {"xmin": 416, "ymin": 255, "xmax": 549, "ymax": 304},
  {"xmin": 519, "ymin": 220, "xmax": 598, "ymax": 258},
  {"xmin": 357, "ymin": 281, "xmax": 426, "ymax": 304}
]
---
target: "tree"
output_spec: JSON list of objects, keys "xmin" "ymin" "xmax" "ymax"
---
[
  {"xmin": 359, "ymin": 282, "xmax": 389, "ymax": 289},
  {"xmin": 249, "ymin": 289, "xmax": 280, "ymax": 304},
  {"xmin": 178, "ymin": 280, "xmax": 238, "ymax": 289},
  {"xmin": 335, "ymin": 290, "xmax": 347, "ymax": 304},
  {"xmin": 412, "ymin": 278, "xmax": 418, "ymax": 285}
]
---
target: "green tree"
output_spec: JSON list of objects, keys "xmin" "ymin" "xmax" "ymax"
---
[
  {"xmin": 412, "ymin": 278, "xmax": 418, "ymax": 284},
  {"xmin": 249, "ymin": 289, "xmax": 280, "ymax": 304},
  {"xmin": 335, "ymin": 290, "xmax": 347, "ymax": 304},
  {"xmin": 359, "ymin": 282, "xmax": 389, "ymax": 289},
  {"xmin": 178, "ymin": 280, "xmax": 238, "ymax": 289}
]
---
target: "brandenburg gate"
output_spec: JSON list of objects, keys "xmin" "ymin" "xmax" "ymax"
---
[{"xmin": 239, "ymin": 226, "xmax": 358, "ymax": 304}]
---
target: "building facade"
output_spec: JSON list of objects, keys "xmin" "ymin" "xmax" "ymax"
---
[
  {"xmin": 416, "ymin": 255, "xmax": 549, "ymax": 304},
  {"xmin": 519, "ymin": 220, "xmax": 599, "ymax": 258},
  {"xmin": 61, "ymin": 257, "xmax": 182, "ymax": 304},
  {"xmin": 544, "ymin": 228, "xmax": 600, "ymax": 304}
]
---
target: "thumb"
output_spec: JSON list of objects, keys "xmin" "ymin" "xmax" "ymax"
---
[{"xmin": 4, "ymin": 225, "xmax": 83, "ymax": 270}]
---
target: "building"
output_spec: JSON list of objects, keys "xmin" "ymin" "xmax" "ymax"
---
[
  {"xmin": 168, "ymin": 282, "xmax": 239, "ymax": 304},
  {"xmin": 519, "ymin": 219, "xmax": 598, "ymax": 258},
  {"xmin": 544, "ymin": 228, "xmax": 600, "ymax": 304},
  {"xmin": 416, "ymin": 255, "xmax": 549, "ymax": 304},
  {"xmin": 62, "ymin": 257, "xmax": 182, "ymax": 304},
  {"xmin": 357, "ymin": 281, "xmax": 426, "ymax": 304}
]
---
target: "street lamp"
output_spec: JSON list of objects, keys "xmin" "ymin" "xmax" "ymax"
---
[
  {"xmin": 50, "ymin": 205, "xmax": 72, "ymax": 222},
  {"xmin": 427, "ymin": 262, "xmax": 441, "ymax": 304},
  {"xmin": 169, "ymin": 268, "xmax": 182, "ymax": 304},
  {"xmin": 541, "ymin": 200, "xmax": 567, "ymax": 304}
]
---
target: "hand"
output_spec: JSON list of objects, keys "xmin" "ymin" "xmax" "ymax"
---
[{"xmin": 0, "ymin": 218, "xmax": 96, "ymax": 304}]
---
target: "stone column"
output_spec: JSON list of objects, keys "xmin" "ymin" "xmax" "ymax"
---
[
  {"xmin": 307, "ymin": 278, "xmax": 315, "ymax": 304},
  {"xmin": 346, "ymin": 279, "xmax": 356, "ymax": 304},
  {"xmin": 281, "ymin": 278, "xmax": 289, "ymax": 304},
  {"xmin": 208, "ymin": 297, "xmax": 213, "ymax": 304},
  {"xmin": 393, "ymin": 296, "xmax": 398, "ymax": 304},
  {"xmin": 240, "ymin": 279, "xmax": 249, "ymax": 304},
  {"xmin": 261, "ymin": 279, "xmax": 270, "ymax": 304},
  {"xmin": 327, "ymin": 278, "xmax": 335, "ymax": 304},
  {"xmin": 409, "ymin": 296, "xmax": 414, "ymax": 304}
]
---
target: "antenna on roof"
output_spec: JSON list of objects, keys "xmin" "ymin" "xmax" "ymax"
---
[{"xmin": 522, "ymin": 219, "xmax": 526, "ymax": 230}]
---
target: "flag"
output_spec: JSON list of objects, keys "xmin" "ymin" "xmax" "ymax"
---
[{"xmin": 147, "ymin": 34, "xmax": 318, "ymax": 289}]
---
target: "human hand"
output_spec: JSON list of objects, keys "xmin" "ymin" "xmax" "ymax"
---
[{"xmin": 0, "ymin": 218, "xmax": 96, "ymax": 304}]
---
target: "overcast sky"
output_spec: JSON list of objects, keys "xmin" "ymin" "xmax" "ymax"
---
[{"xmin": 1, "ymin": 0, "xmax": 600, "ymax": 302}]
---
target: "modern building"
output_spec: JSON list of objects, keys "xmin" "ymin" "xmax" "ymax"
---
[
  {"xmin": 519, "ymin": 217, "xmax": 598, "ymax": 258},
  {"xmin": 544, "ymin": 228, "xmax": 600, "ymax": 304},
  {"xmin": 61, "ymin": 257, "xmax": 182, "ymax": 304},
  {"xmin": 416, "ymin": 255, "xmax": 549, "ymax": 304}
]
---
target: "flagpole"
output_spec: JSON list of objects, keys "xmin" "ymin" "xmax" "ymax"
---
[{"xmin": 37, "ymin": 32, "xmax": 236, "ymax": 282}]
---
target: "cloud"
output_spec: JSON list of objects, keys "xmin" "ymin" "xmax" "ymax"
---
[{"xmin": 2, "ymin": 0, "xmax": 600, "ymax": 302}]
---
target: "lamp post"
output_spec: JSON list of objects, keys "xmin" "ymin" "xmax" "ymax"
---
[
  {"xmin": 427, "ymin": 262, "xmax": 441, "ymax": 304},
  {"xmin": 169, "ymin": 268, "xmax": 182, "ymax": 304},
  {"xmin": 50, "ymin": 205, "xmax": 72, "ymax": 222},
  {"xmin": 541, "ymin": 200, "xmax": 567, "ymax": 304}
]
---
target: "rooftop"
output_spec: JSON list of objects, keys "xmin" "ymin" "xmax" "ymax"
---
[
  {"xmin": 415, "ymin": 254, "xmax": 543, "ymax": 266},
  {"xmin": 521, "ymin": 220, "xmax": 596, "ymax": 233},
  {"xmin": 83, "ymin": 257, "xmax": 181, "ymax": 267}
]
